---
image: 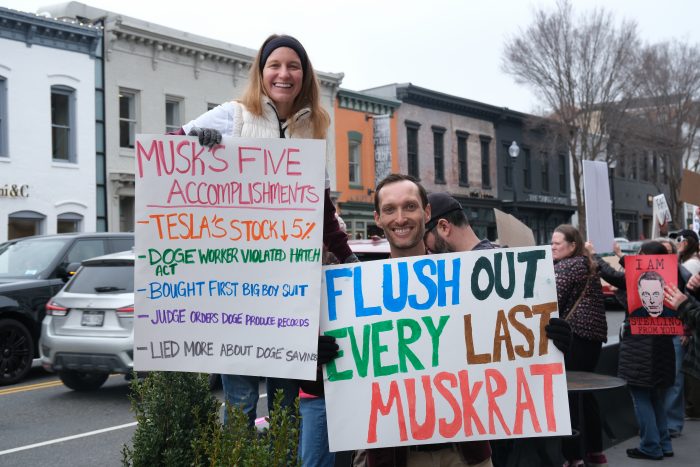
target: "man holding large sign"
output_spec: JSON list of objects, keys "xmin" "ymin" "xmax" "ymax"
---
[{"xmin": 320, "ymin": 175, "xmax": 571, "ymax": 465}]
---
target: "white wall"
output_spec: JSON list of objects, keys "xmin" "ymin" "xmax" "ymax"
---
[{"xmin": 0, "ymin": 38, "xmax": 96, "ymax": 242}]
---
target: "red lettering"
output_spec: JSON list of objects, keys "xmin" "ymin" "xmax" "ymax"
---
[
  {"xmin": 457, "ymin": 370, "xmax": 486, "ymax": 436},
  {"xmin": 238, "ymin": 146, "xmax": 260, "ymax": 173},
  {"xmin": 367, "ymin": 381, "xmax": 407, "ymax": 444},
  {"xmin": 186, "ymin": 141, "xmax": 206, "ymax": 175},
  {"xmin": 405, "ymin": 375, "xmax": 436, "ymax": 440},
  {"xmin": 136, "ymin": 139, "xmax": 161, "ymax": 177},
  {"xmin": 434, "ymin": 371, "xmax": 462, "ymax": 438},
  {"xmin": 485, "ymin": 369, "xmax": 511, "ymax": 435},
  {"xmin": 286, "ymin": 147, "xmax": 301, "ymax": 175},
  {"xmin": 264, "ymin": 148, "xmax": 285, "ymax": 175},
  {"xmin": 530, "ymin": 362, "xmax": 563, "ymax": 431},
  {"xmin": 513, "ymin": 367, "xmax": 541, "ymax": 434},
  {"xmin": 209, "ymin": 145, "xmax": 228, "ymax": 172},
  {"xmin": 166, "ymin": 179, "xmax": 186, "ymax": 204}
]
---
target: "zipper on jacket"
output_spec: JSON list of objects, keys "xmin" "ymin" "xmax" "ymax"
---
[{"xmin": 265, "ymin": 100, "xmax": 311, "ymax": 138}]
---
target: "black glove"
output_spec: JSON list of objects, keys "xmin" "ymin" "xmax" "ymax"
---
[
  {"xmin": 545, "ymin": 317, "xmax": 572, "ymax": 354},
  {"xmin": 187, "ymin": 126, "xmax": 222, "ymax": 148},
  {"xmin": 317, "ymin": 335, "xmax": 339, "ymax": 365}
]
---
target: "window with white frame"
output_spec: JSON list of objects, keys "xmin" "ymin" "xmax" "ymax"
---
[
  {"xmin": 51, "ymin": 86, "xmax": 76, "ymax": 162},
  {"xmin": 119, "ymin": 90, "xmax": 137, "ymax": 148},
  {"xmin": 348, "ymin": 131, "xmax": 362, "ymax": 186},
  {"xmin": 0, "ymin": 77, "xmax": 6, "ymax": 157},
  {"xmin": 165, "ymin": 96, "xmax": 183, "ymax": 133}
]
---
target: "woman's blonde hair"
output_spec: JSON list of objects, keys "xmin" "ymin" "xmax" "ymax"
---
[{"xmin": 239, "ymin": 34, "xmax": 330, "ymax": 139}]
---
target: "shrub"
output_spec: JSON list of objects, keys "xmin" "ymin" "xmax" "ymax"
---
[
  {"xmin": 122, "ymin": 372, "xmax": 300, "ymax": 467},
  {"xmin": 193, "ymin": 391, "xmax": 301, "ymax": 467},
  {"xmin": 121, "ymin": 372, "xmax": 218, "ymax": 467}
]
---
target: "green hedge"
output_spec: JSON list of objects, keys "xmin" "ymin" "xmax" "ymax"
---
[{"xmin": 122, "ymin": 372, "xmax": 300, "ymax": 467}]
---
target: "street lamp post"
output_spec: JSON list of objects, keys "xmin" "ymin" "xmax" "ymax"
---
[
  {"xmin": 509, "ymin": 141, "xmax": 520, "ymax": 217},
  {"xmin": 608, "ymin": 159, "xmax": 617, "ymax": 236}
]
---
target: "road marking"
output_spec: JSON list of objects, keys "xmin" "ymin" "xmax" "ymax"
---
[
  {"xmin": 0, "ymin": 374, "xmax": 121, "ymax": 396},
  {"xmin": 0, "ymin": 380, "xmax": 63, "ymax": 396},
  {"xmin": 0, "ymin": 422, "xmax": 138, "ymax": 456}
]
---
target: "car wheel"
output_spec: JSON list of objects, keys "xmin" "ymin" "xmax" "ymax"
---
[
  {"xmin": 59, "ymin": 370, "xmax": 109, "ymax": 391},
  {"xmin": 0, "ymin": 319, "xmax": 34, "ymax": 385}
]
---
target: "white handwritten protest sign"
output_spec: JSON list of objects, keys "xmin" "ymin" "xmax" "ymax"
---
[
  {"xmin": 320, "ymin": 246, "xmax": 570, "ymax": 451},
  {"xmin": 652, "ymin": 194, "xmax": 672, "ymax": 239},
  {"xmin": 134, "ymin": 135, "xmax": 325, "ymax": 380}
]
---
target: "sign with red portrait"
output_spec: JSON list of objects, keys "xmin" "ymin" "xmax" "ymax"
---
[{"xmin": 624, "ymin": 255, "xmax": 683, "ymax": 335}]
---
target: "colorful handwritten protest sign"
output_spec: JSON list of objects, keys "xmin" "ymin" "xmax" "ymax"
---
[
  {"xmin": 624, "ymin": 254, "xmax": 683, "ymax": 335},
  {"xmin": 320, "ymin": 246, "xmax": 570, "ymax": 451},
  {"xmin": 133, "ymin": 135, "xmax": 325, "ymax": 380}
]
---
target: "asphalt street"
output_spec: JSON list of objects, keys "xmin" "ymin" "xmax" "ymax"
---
[{"xmin": 0, "ymin": 370, "xmax": 267, "ymax": 467}]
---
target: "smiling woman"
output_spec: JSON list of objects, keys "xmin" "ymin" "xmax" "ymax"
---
[{"xmin": 171, "ymin": 33, "xmax": 359, "ymax": 435}]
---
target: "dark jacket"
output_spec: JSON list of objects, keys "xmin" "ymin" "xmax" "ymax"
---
[
  {"xmin": 554, "ymin": 255, "xmax": 607, "ymax": 342},
  {"xmin": 594, "ymin": 255, "xmax": 675, "ymax": 388},
  {"xmin": 364, "ymin": 443, "xmax": 492, "ymax": 467},
  {"xmin": 618, "ymin": 333, "xmax": 675, "ymax": 388},
  {"xmin": 677, "ymin": 299, "xmax": 700, "ymax": 380}
]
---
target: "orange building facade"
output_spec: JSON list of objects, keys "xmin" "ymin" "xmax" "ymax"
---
[{"xmin": 334, "ymin": 89, "xmax": 400, "ymax": 239}]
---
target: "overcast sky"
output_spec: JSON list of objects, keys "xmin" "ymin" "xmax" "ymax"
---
[{"xmin": 3, "ymin": 0, "xmax": 699, "ymax": 114}]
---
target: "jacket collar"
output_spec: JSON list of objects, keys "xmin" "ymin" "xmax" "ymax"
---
[{"xmin": 262, "ymin": 96, "xmax": 311, "ymax": 128}]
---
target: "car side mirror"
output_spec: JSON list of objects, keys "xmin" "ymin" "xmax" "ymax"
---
[{"xmin": 58, "ymin": 262, "xmax": 81, "ymax": 282}]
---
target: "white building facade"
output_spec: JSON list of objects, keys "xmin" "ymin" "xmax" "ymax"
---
[
  {"xmin": 0, "ymin": 7, "xmax": 100, "ymax": 242},
  {"xmin": 44, "ymin": 2, "xmax": 343, "ymax": 233}
]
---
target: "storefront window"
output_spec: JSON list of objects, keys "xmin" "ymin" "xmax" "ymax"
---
[{"xmin": 8, "ymin": 211, "xmax": 45, "ymax": 240}]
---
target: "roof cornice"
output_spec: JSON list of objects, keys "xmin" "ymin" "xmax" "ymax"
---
[
  {"xmin": 106, "ymin": 18, "xmax": 343, "ymax": 87},
  {"xmin": 0, "ymin": 6, "xmax": 100, "ymax": 57},
  {"xmin": 338, "ymin": 88, "xmax": 400, "ymax": 116},
  {"xmin": 396, "ymin": 84, "xmax": 529, "ymax": 123}
]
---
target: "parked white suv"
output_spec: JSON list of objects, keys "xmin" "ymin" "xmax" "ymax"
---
[{"xmin": 40, "ymin": 250, "xmax": 134, "ymax": 391}]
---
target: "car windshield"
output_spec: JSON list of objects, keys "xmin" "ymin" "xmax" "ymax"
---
[
  {"xmin": 65, "ymin": 264, "xmax": 134, "ymax": 294},
  {"xmin": 0, "ymin": 238, "xmax": 70, "ymax": 279}
]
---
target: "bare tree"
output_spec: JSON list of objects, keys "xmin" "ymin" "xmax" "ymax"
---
[
  {"xmin": 502, "ymin": 0, "xmax": 639, "ymax": 236},
  {"xmin": 629, "ymin": 41, "xmax": 700, "ymax": 224}
]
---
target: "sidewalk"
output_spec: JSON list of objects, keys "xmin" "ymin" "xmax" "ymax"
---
[{"xmin": 604, "ymin": 418, "xmax": 699, "ymax": 466}]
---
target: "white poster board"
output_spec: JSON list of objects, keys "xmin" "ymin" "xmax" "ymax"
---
[
  {"xmin": 320, "ymin": 246, "xmax": 570, "ymax": 451},
  {"xmin": 133, "ymin": 135, "xmax": 325, "ymax": 380},
  {"xmin": 583, "ymin": 160, "xmax": 614, "ymax": 253},
  {"xmin": 651, "ymin": 194, "xmax": 672, "ymax": 239}
]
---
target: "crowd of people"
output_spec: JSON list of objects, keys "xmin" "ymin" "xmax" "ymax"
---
[{"xmin": 177, "ymin": 32, "xmax": 700, "ymax": 467}]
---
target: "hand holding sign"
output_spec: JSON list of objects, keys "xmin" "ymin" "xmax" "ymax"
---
[
  {"xmin": 663, "ymin": 284, "xmax": 688, "ymax": 310},
  {"xmin": 320, "ymin": 247, "xmax": 570, "ymax": 451}
]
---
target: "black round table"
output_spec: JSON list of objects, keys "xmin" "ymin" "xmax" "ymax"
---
[
  {"xmin": 566, "ymin": 370, "xmax": 626, "ymax": 393},
  {"xmin": 566, "ymin": 371, "xmax": 626, "ymax": 465}
]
